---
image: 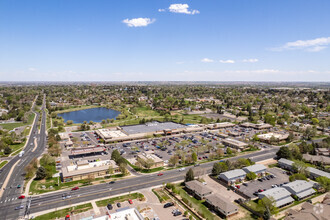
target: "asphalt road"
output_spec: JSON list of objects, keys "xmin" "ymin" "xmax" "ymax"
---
[
  {"xmin": 1, "ymin": 146, "xmax": 278, "ymax": 219},
  {"xmin": 0, "ymin": 95, "xmax": 47, "ymax": 220}
]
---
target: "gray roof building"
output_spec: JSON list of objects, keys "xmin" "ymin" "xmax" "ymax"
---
[
  {"xmin": 205, "ymin": 194, "xmax": 239, "ymax": 217},
  {"xmin": 218, "ymin": 169, "xmax": 246, "ymax": 183},
  {"xmin": 242, "ymin": 164, "xmax": 267, "ymax": 174},
  {"xmin": 283, "ymin": 180, "xmax": 315, "ymax": 199},
  {"xmin": 258, "ymin": 187, "xmax": 294, "ymax": 207},
  {"xmin": 307, "ymin": 167, "xmax": 330, "ymax": 179}
]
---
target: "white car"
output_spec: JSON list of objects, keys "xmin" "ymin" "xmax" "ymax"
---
[{"xmin": 179, "ymin": 168, "xmax": 185, "ymax": 172}]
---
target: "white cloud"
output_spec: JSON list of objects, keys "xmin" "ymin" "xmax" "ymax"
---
[
  {"xmin": 28, "ymin": 67, "xmax": 37, "ymax": 71},
  {"xmin": 219, "ymin": 59, "xmax": 235, "ymax": 64},
  {"xmin": 272, "ymin": 37, "xmax": 330, "ymax": 52},
  {"xmin": 201, "ymin": 58, "xmax": 214, "ymax": 63},
  {"xmin": 160, "ymin": 4, "xmax": 200, "ymax": 15},
  {"xmin": 122, "ymin": 18, "xmax": 155, "ymax": 27},
  {"xmin": 242, "ymin": 58, "xmax": 258, "ymax": 63}
]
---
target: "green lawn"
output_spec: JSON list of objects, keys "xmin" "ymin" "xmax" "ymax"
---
[
  {"xmin": 168, "ymin": 184, "xmax": 220, "ymax": 220},
  {"xmin": 0, "ymin": 112, "xmax": 35, "ymax": 130},
  {"xmin": 152, "ymin": 188, "xmax": 170, "ymax": 203},
  {"xmin": 34, "ymin": 203, "xmax": 92, "ymax": 220},
  {"xmin": 95, "ymin": 192, "xmax": 144, "ymax": 207},
  {"xmin": 0, "ymin": 161, "xmax": 8, "ymax": 168},
  {"xmin": 29, "ymin": 174, "xmax": 124, "ymax": 195}
]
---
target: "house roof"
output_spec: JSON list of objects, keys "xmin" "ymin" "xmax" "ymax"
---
[
  {"xmin": 185, "ymin": 180, "xmax": 212, "ymax": 195},
  {"xmin": 219, "ymin": 169, "xmax": 246, "ymax": 180},
  {"xmin": 307, "ymin": 167, "xmax": 330, "ymax": 179},
  {"xmin": 296, "ymin": 189, "xmax": 316, "ymax": 199},
  {"xmin": 283, "ymin": 180, "xmax": 314, "ymax": 194},
  {"xmin": 278, "ymin": 158, "xmax": 294, "ymax": 166},
  {"xmin": 205, "ymin": 194, "xmax": 238, "ymax": 214},
  {"xmin": 243, "ymin": 164, "xmax": 267, "ymax": 173},
  {"xmin": 259, "ymin": 187, "xmax": 292, "ymax": 202}
]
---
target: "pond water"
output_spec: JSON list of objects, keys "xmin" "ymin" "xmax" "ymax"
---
[{"xmin": 57, "ymin": 107, "xmax": 120, "ymax": 124}]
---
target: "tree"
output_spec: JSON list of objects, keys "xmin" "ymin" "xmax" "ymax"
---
[
  {"xmin": 289, "ymin": 173, "xmax": 307, "ymax": 182},
  {"xmin": 316, "ymin": 176, "xmax": 330, "ymax": 192},
  {"xmin": 192, "ymin": 152, "xmax": 197, "ymax": 163},
  {"xmin": 4, "ymin": 146, "xmax": 12, "ymax": 155},
  {"xmin": 292, "ymin": 161, "xmax": 308, "ymax": 176},
  {"xmin": 258, "ymin": 196, "xmax": 277, "ymax": 216},
  {"xmin": 311, "ymin": 118, "xmax": 319, "ymax": 125},
  {"xmin": 85, "ymin": 174, "xmax": 94, "ymax": 184},
  {"xmin": 36, "ymin": 166, "xmax": 47, "ymax": 180},
  {"xmin": 111, "ymin": 149, "xmax": 121, "ymax": 162},
  {"xmin": 288, "ymin": 143, "xmax": 302, "ymax": 160},
  {"xmin": 246, "ymin": 172, "xmax": 257, "ymax": 180},
  {"xmin": 276, "ymin": 146, "xmax": 292, "ymax": 159},
  {"xmin": 236, "ymin": 158, "xmax": 252, "ymax": 168},
  {"xmin": 212, "ymin": 163, "xmax": 222, "ymax": 176},
  {"xmin": 226, "ymin": 147, "xmax": 232, "ymax": 155},
  {"xmin": 185, "ymin": 168, "xmax": 195, "ymax": 182},
  {"xmin": 108, "ymin": 165, "xmax": 114, "ymax": 176},
  {"xmin": 169, "ymin": 155, "xmax": 179, "ymax": 167},
  {"xmin": 145, "ymin": 158, "xmax": 155, "ymax": 170},
  {"xmin": 66, "ymin": 120, "xmax": 73, "ymax": 125},
  {"xmin": 119, "ymin": 163, "xmax": 129, "ymax": 176}
]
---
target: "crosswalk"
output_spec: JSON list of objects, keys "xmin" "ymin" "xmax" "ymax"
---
[{"xmin": 0, "ymin": 197, "xmax": 18, "ymax": 203}]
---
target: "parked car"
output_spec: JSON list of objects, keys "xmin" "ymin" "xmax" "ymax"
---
[
  {"xmin": 157, "ymin": 173, "xmax": 164, "ymax": 176},
  {"xmin": 243, "ymin": 183, "xmax": 248, "ymax": 186},
  {"xmin": 163, "ymin": 202, "xmax": 174, "ymax": 208},
  {"xmin": 235, "ymin": 185, "xmax": 240, "ymax": 189},
  {"xmin": 18, "ymin": 195, "xmax": 25, "ymax": 199},
  {"xmin": 179, "ymin": 168, "xmax": 185, "ymax": 172},
  {"xmin": 173, "ymin": 211, "xmax": 182, "ymax": 216},
  {"xmin": 17, "ymin": 184, "xmax": 21, "ymax": 188},
  {"xmin": 117, "ymin": 203, "xmax": 121, "ymax": 208},
  {"xmin": 107, "ymin": 204, "xmax": 113, "ymax": 210},
  {"xmin": 128, "ymin": 199, "xmax": 133, "ymax": 204}
]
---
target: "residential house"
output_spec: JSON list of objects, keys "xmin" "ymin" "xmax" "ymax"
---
[
  {"xmin": 205, "ymin": 194, "xmax": 239, "ymax": 217},
  {"xmin": 185, "ymin": 180, "xmax": 212, "ymax": 200},
  {"xmin": 218, "ymin": 169, "xmax": 246, "ymax": 184},
  {"xmin": 283, "ymin": 180, "xmax": 315, "ymax": 200},
  {"xmin": 303, "ymin": 154, "xmax": 330, "ymax": 165},
  {"xmin": 258, "ymin": 187, "xmax": 294, "ymax": 208},
  {"xmin": 242, "ymin": 164, "xmax": 267, "ymax": 176}
]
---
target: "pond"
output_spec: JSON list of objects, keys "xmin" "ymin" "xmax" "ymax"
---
[{"xmin": 57, "ymin": 107, "xmax": 120, "ymax": 124}]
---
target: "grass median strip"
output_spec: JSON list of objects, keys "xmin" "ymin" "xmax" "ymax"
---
[
  {"xmin": 95, "ymin": 192, "xmax": 144, "ymax": 207},
  {"xmin": 0, "ymin": 161, "xmax": 8, "ymax": 168},
  {"xmin": 33, "ymin": 203, "xmax": 92, "ymax": 220}
]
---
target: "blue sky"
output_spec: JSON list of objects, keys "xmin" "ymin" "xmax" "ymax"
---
[{"xmin": 0, "ymin": 0, "xmax": 329, "ymax": 81}]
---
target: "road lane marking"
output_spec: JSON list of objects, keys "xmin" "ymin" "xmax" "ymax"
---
[{"xmin": 31, "ymin": 173, "xmax": 184, "ymax": 209}]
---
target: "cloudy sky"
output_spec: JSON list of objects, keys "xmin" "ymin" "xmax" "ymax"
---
[{"xmin": 0, "ymin": 0, "xmax": 329, "ymax": 81}]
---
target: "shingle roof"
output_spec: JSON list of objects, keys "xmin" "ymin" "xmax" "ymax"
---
[
  {"xmin": 185, "ymin": 180, "xmax": 212, "ymax": 195},
  {"xmin": 205, "ymin": 194, "xmax": 238, "ymax": 214}
]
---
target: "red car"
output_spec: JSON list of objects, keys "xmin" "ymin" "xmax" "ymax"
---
[
  {"xmin": 235, "ymin": 185, "xmax": 240, "ymax": 189},
  {"xmin": 258, "ymin": 189, "xmax": 264, "ymax": 192},
  {"xmin": 71, "ymin": 187, "xmax": 79, "ymax": 191},
  {"xmin": 18, "ymin": 195, "xmax": 25, "ymax": 199},
  {"xmin": 128, "ymin": 199, "xmax": 133, "ymax": 204},
  {"xmin": 157, "ymin": 173, "xmax": 163, "ymax": 176}
]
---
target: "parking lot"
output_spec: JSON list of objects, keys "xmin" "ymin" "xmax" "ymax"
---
[{"xmin": 238, "ymin": 167, "xmax": 290, "ymax": 198}]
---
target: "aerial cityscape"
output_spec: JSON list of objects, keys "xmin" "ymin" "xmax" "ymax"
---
[{"xmin": 0, "ymin": 1, "xmax": 329, "ymax": 220}]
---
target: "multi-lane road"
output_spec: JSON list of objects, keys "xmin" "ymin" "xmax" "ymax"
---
[
  {"xmin": 1, "ymin": 145, "xmax": 279, "ymax": 219},
  {"xmin": 0, "ymin": 95, "xmax": 47, "ymax": 220},
  {"xmin": 0, "ymin": 95, "xmax": 281, "ymax": 219}
]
